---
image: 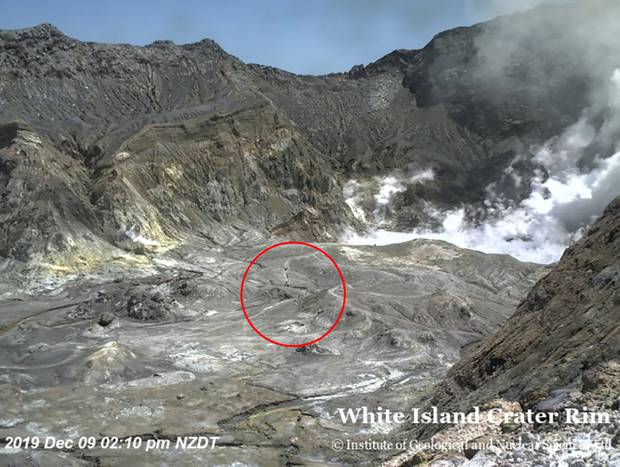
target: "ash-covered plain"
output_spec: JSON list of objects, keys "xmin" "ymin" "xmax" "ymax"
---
[{"xmin": 0, "ymin": 240, "xmax": 542, "ymax": 465}]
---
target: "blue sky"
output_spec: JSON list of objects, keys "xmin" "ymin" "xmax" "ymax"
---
[{"xmin": 1, "ymin": 0, "xmax": 565, "ymax": 75}]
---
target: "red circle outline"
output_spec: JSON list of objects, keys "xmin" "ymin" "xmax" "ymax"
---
[{"xmin": 240, "ymin": 241, "xmax": 347, "ymax": 348}]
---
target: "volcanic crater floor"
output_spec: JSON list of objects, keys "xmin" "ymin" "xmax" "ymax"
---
[{"xmin": 0, "ymin": 240, "xmax": 543, "ymax": 466}]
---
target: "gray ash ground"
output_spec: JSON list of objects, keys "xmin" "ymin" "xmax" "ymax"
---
[{"xmin": 0, "ymin": 240, "xmax": 541, "ymax": 466}]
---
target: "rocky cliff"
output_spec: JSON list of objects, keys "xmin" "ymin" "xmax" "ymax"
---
[
  {"xmin": 2, "ymin": 1, "xmax": 619, "ymax": 267},
  {"xmin": 420, "ymin": 195, "xmax": 620, "ymax": 433}
]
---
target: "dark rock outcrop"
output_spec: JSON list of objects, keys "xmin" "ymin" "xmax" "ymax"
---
[
  {"xmin": 425, "ymin": 196, "xmax": 620, "ymax": 420},
  {"xmin": 2, "ymin": 2, "xmax": 618, "ymax": 263}
]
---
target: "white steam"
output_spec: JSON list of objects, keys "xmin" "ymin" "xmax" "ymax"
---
[
  {"xmin": 375, "ymin": 176, "xmax": 406, "ymax": 205},
  {"xmin": 344, "ymin": 71, "xmax": 620, "ymax": 265},
  {"xmin": 344, "ymin": 169, "xmax": 435, "ymax": 224},
  {"xmin": 345, "ymin": 150, "xmax": 620, "ymax": 263},
  {"xmin": 343, "ymin": 179, "xmax": 368, "ymax": 223},
  {"xmin": 409, "ymin": 168, "xmax": 435, "ymax": 184},
  {"xmin": 464, "ymin": 0, "xmax": 570, "ymax": 21}
]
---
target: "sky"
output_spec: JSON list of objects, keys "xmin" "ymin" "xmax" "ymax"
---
[{"xmin": 1, "ymin": 0, "xmax": 568, "ymax": 75}]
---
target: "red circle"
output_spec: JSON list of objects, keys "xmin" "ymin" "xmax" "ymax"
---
[{"xmin": 240, "ymin": 241, "xmax": 347, "ymax": 348}]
